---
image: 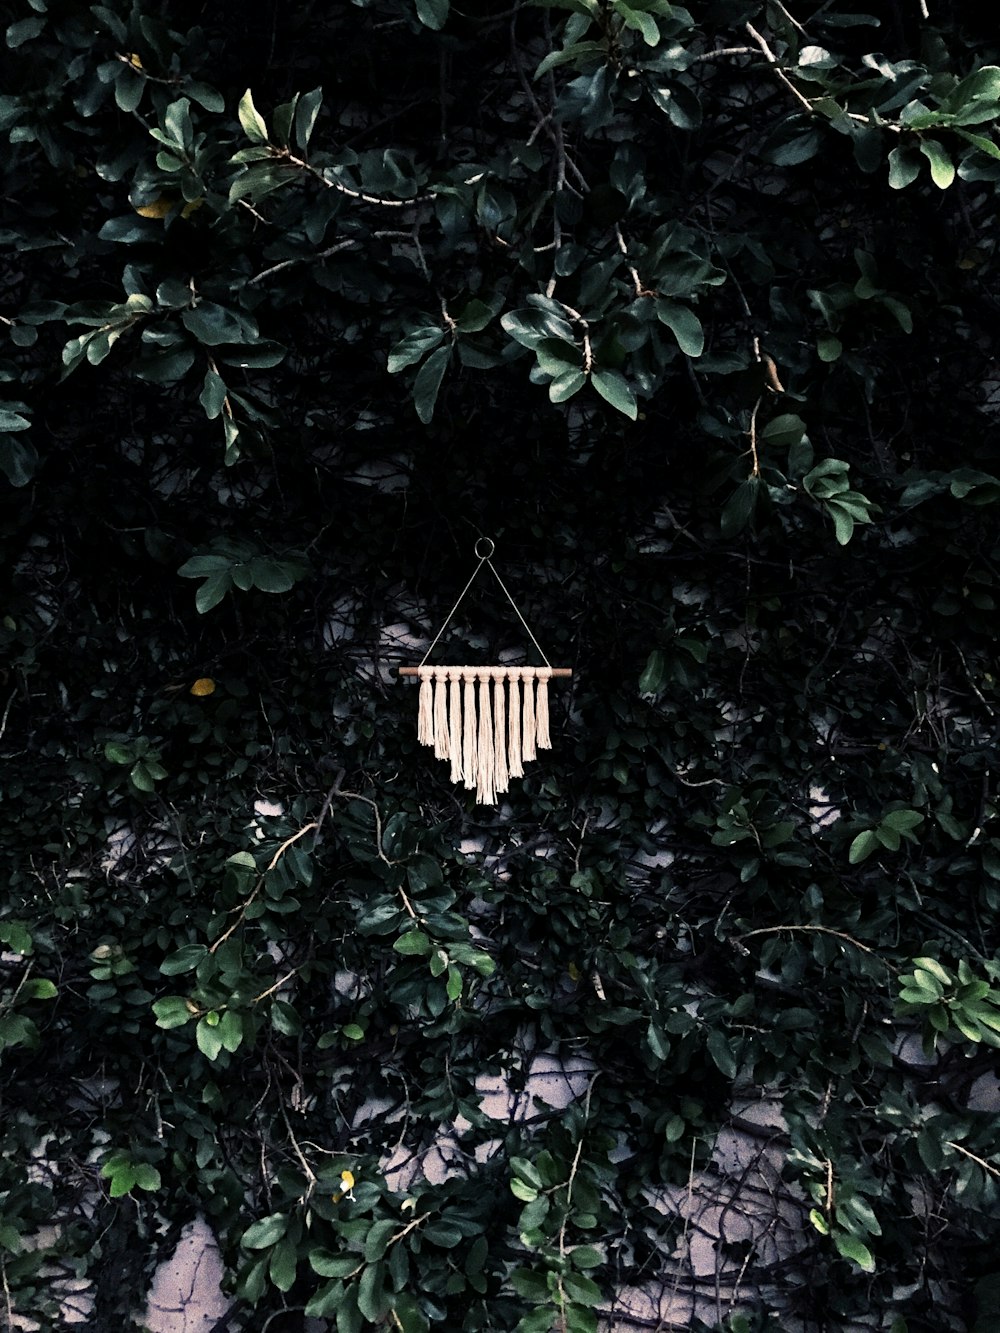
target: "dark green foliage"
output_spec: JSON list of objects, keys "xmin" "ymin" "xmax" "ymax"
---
[{"xmin": 4, "ymin": 1, "xmax": 1000, "ymax": 1330}]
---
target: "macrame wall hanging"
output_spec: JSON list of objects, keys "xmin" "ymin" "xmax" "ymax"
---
[{"xmin": 399, "ymin": 539, "xmax": 571, "ymax": 805}]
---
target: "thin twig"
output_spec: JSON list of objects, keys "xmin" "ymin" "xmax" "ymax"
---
[
  {"xmin": 747, "ymin": 394, "xmax": 763, "ymax": 477},
  {"xmin": 0, "ymin": 691, "xmax": 15, "ymax": 745},
  {"xmin": 278, "ymin": 1094, "xmax": 317, "ymax": 1199},
  {"xmin": 251, "ymin": 969, "xmax": 299, "ymax": 1004},
  {"xmin": 690, "ymin": 45, "xmax": 753, "ymax": 62},
  {"xmin": 732, "ymin": 924, "xmax": 896, "ymax": 970},
  {"xmin": 334, "ymin": 789, "xmax": 418, "ymax": 918},
  {"xmin": 946, "ymin": 1140, "xmax": 1000, "ymax": 1179},
  {"xmin": 209, "ymin": 823, "xmax": 318, "ymax": 953},
  {"xmin": 745, "ymin": 23, "xmax": 815, "ymax": 114},
  {"xmin": 247, "ymin": 239, "xmax": 360, "ymax": 286},
  {"xmin": 772, "ymin": 0, "xmax": 807, "ymax": 35}
]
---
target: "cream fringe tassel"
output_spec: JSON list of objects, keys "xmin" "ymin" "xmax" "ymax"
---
[
  {"xmin": 415, "ymin": 666, "xmax": 554, "ymax": 805},
  {"xmin": 536, "ymin": 667, "xmax": 551, "ymax": 750},
  {"xmin": 508, "ymin": 669, "xmax": 523, "ymax": 779},
  {"xmin": 462, "ymin": 670, "xmax": 477, "ymax": 789},
  {"xmin": 417, "ymin": 668, "xmax": 434, "ymax": 746},
  {"xmin": 476, "ymin": 672, "xmax": 495, "ymax": 805},
  {"xmin": 492, "ymin": 668, "xmax": 508, "ymax": 794},
  {"xmin": 521, "ymin": 668, "xmax": 536, "ymax": 763},
  {"xmin": 433, "ymin": 670, "xmax": 450, "ymax": 759},
  {"xmin": 448, "ymin": 668, "xmax": 463, "ymax": 785}
]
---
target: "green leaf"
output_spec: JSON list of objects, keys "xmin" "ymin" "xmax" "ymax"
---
[
  {"xmin": 617, "ymin": 3, "xmax": 659, "ymax": 46},
  {"xmin": 182, "ymin": 302, "xmax": 257, "ymax": 346},
  {"xmin": 394, "ymin": 930, "xmax": 432, "ymax": 956},
  {"xmin": 0, "ymin": 922, "xmax": 32, "ymax": 955},
  {"xmin": 762, "ymin": 413, "xmax": 805, "ymax": 448},
  {"xmin": 706, "ymin": 1029, "xmax": 737, "ymax": 1078},
  {"xmin": 195, "ymin": 572, "xmax": 233, "ymax": 614},
  {"xmin": 920, "ymin": 138, "xmax": 955, "ymax": 189},
  {"xmin": 196, "ymin": 1016, "xmax": 225, "ymax": 1060},
  {"xmin": 22, "ymin": 978, "xmax": 57, "ymax": 1000},
  {"xmin": 392, "ymin": 1292, "xmax": 430, "ymax": 1333},
  {"xmin": 0, "ymin": 435, "xmax": 38, "ymax": 487},
  {"xmin": 549, "ymin": 368, "xmax": 587, "ymax": 403},
  {"xmin": 132, "ymin": 1163, "xmax": 161, "ymax": 1191},
  {"xmin": 310, "ymin": 1249, "xmax": 360, "ymax": 1278},
  {"xmin": 388, "ymin": 327, "xmax": 445, "ymax": 373},
  {"xmin": 911, "ymin": 956, "xmax": 950, "ymax": 985},
  {"xmin": 357, "ymin": 1260, "xmax": 388, "ymax": 1322},
  {"xmin": 7, "ymin": 18, "xmax": 46, "ymax": 48},
  {"xmin": 153, "ymin": 996, "xmax": 194, "ymax": 1029},
  {"xmin": 534, "ymin": 41, "xmax": 607, "ymax": 80},
  {"xmin": 270, "ymin": 1238, "xmax": 298, "ymax": 1291},
  {"xmin": 834, "ymin": 1231, "xmax": 875, "ymax": 1272},
  {"xmin": 242, "ymin": 1213, "xmax": 288, "ymax": 1249},
  {"xmin": 239, "ymin": 89, "xmax": 269, "ymax": 143},
  {"xmin": 0, "ymin": 408, "xmax": 30, "ymax": 431},
  {"xmin": 721, "ymin": 477, "xmax": 759, "ymax": 537},
  {"xmin": 828, "ymin": 502, "xmax": 855, "ymax": 546},
  {"xmin": 639, "ymin": 649, "xmax": 666, "ymax": 695},
  {"xmin": 416, "ymin": 0, "xmax": 449, "ymax": 29},
  {"xmin": 887, "ymin": 145, "xmax": 922, "ymax": 189},
  {"xmin": 295, "ymin": 87, "xmax": 323, "ymax": 151},
  {"xmin": 591, "ymin": 368, "xmax": 637, "ymax": 419},
  {"xmin": 364, "ymin": 1219, "xmax": 397, "ymax": 1263},
  {"xmin": 883, "ymin": 808, "xmax": 923, "ymax": 833},
  {"xmin": 160, "ymin": 943, "xmax": 208, "ymax": 975},
  {"xmin": 509, "ymin": 1267, "xmax": 550, "ymax": 1300},
  {"xmin": 655, "ymin": 299, "xmax": 704, "ymax": 356},
  {"xmin": 849, "ymin": 830, "xmax": 879, "ymax": 863},
  {"xmin": 218, "ymin": 1010, "xmax": 244, "ymax": 1053},
  {"xmin": 569, "ymin": 1245, "xmax": 603, "ymax": 1269},
  {"xmin": 413, "ymin": 345, "xmax": 451, "ymax": 424}
]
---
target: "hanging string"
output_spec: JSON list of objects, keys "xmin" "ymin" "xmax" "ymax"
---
[
  {"xmin": 483, "ymin": 559, "xmax": 551, "ymax": 669},
  {"xmin": 418, "ymin": 552, "xmax": 489, "ymax": 668},
  {"xmin": 417, "ymin": 538, "xmax": 553, "ymax": 671}
]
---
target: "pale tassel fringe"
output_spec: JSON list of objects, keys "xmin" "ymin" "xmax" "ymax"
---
[
  {"xmin": 448, "ymin": 670, "xmax": 463, "ymax": 785},
  {"xmin": 536, "ymin": 668, "xmax": 552, "ymax": 750},
  {"xmin": 433, "ymin": 667, "xmax": 450, "ymax": 760},
  {"xmin": 493, "ymin": 669, "xmax": 509, "ymax": 794},
  {"xmin": 476, "ymin": 671, "xmax": 495, "ymax": 805},
  {"xmin": 508, "ymin": 669, "xmax": 523, "ymax": 778},
  {"xmin": 417, "ymin": 668, "xmax": 434, "ymax": 746},
  {"xmin": 462, "ymin": 671, "xmax": 477, "ymax": 790},
  {"xmin": 521, "ymin": 668, "xmax": 537, "ymax": 763}
]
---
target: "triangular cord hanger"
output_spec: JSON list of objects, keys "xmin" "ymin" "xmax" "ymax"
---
[{"xmin": 399, "ymin": 538, "xmax": 572, "ymax": 805}]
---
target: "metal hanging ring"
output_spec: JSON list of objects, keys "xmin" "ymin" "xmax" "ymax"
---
[{"xmin": 474, "ymin": 537, "xmax": 495, "ymax": 560}]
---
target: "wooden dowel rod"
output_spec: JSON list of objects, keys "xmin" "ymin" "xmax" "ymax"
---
[{"xmin": 397, "ymin": 666, "xmax": 573, "ymax": 677}]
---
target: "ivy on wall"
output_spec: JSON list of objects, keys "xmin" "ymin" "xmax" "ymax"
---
[{"xmin": 3, "ymin": 1, "xmax": 1000, "ymax": 1329}]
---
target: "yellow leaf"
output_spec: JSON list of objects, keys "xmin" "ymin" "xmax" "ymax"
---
[
  {"xmin": 190, "ymin": 677, "xmax": 216, "ymax": 697},
  {"xmin": 340, "ymin": 1169, "xmax": 355, "ymax": 1190},
  {"xmin": 128, "ymin": 53, "xmax": 144, "ymax": 69},
  {"xmin": 181, "ymin": 198, "xmax": 204, "ymax": 219},
  {"xmin": 567, "ymin": 962, "xmax": 581, "ymax": 982},
  {"xmin": 135, "ymin": 197, "xmax": 175, "ymax": 219}
]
